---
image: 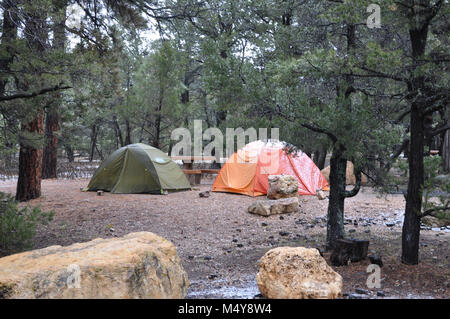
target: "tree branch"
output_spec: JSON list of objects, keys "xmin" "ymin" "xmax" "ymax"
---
[
  {"xmin": 428, "ymin": 123, "xmax": 450, "ymax": 138},
  {"xmin": 0, "ymin": 84, "xmax": 72, "ymax": 102},
  {"xmin": 301, "ymin": 123, "xmax": 338, "ymax": 144},
  {"xmin": 343, "ymin": 166, "xmax": 362, "ymax": 198},
  {"xmin": 420, "ymin": 203, "xmax": 449, "ymax": 219}
]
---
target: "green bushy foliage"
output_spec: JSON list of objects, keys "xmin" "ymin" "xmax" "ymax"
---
[{"xmin": 0, "ymin": 192, "xmax": 53, "ymax": 257}]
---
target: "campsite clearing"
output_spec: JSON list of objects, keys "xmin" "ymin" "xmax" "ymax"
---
[{"xmin": 0, "ymin": 179, "xmax": 448, "ymax": 299}]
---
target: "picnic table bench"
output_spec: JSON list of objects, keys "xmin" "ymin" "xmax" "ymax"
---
[
  {"xmin": 172, "ymin": 156, "xmax": 221, "ymax": 185},
  {"xmin": 182, "ymin": 169, "xmax": 221, "ymax": 186}
]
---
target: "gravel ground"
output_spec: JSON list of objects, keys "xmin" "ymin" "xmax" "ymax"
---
[{"xmin": 0, "ymin": 179, "xmax": 448, "ymax": 299}]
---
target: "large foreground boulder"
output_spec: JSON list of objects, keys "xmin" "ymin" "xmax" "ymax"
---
[
  {"xmin": 256, "ymin": 247, "xmax": 343, "ymax": 299},
  {"xmin": 321, "ymin": 161, "xmax": 368, "ymax": 185},
  {"xmin": 248, "ymin": 197, "xmax": 299, "ymax": 216},
  {"xmin": 0, "ymin": 232, "xmax": 189, "ymax": 299},
  {"xmin": 267, "ymin": 175, "xmax": 298, "ymax": 199}
]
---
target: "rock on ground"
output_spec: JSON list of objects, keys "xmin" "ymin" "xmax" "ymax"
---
[
  {"xmin": 317, "ymin": 190, "xmax": 327, "ymax": 200},
  {"xmin": 267, "ymin": 175, "xmax": 298, "ymax": 199},
  {"xmin": 256, "ymin": 247, "xmax": 343, "ymax": 299},
  {"xmin": 0, "ymin": 232, "xmax": 189, "ymax": 299},
  {"xmin": 248, "ymin": 197, "xmax": 299, "ymax": 216}
]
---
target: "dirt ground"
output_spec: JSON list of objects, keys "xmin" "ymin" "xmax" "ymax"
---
[{"xmin": 0, "ymin": 179, "xmax": 448, "ymax": 299}]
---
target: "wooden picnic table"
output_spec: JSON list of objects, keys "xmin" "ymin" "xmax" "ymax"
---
[
  {"xmin": 181, "ymin": 168, "xmax": 221, "ymax": 186},
  {"xmin": 172, "ymin": 156, "xmax": 220, "ymax": 185}
]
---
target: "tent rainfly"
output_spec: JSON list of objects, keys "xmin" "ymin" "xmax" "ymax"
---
[
  {"xmin": 87, "ymin": 143, "xmax": 191, "ymax": 194},
  {"xmin": 212, "ymin": 140, "xmax": 329, "ymax": 196}
]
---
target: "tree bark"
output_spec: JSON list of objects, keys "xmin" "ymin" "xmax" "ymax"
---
[
  {"xmin": 113, "ymin": 115, "xmax": 124, "ymax": 147},
  {"xmin": 16, "ymin": 111, "xmax": 45, "ymax": 201},
  {"xmin": 42, "ymin": 0, "xmax": 67, "ymax": 179},
  {"xmin": 401, "ymin": 20, "xmax": 429, "ymax": 265},
  {"xmin": 15, "ymin": 2, "xmax": 48, "ymax": 201},
  {"xmin": 313, "ymin": 144, "xmax": 327, "ymax": 170},
  {"xmin": 152, "ymin": 87, "xmax": 164, "ymax": 148},
  {"xmin": 124, "ymin": 119, "xmax": 132, "ymax": 145},
  {"xmin": 64, "ymin": 144, "xmax": 74, "ymax": 162},
  {"xmin": 89, "ymin": 124, "xmax": 98, "ymax": 162},
  {"xmin": 0, "ymin": 0, "xmax": 18, "ymax": 96},
  {"xmin": 181, "ymin": 86, "xmax": 189, "ymax": 104},
  {"xmin": 325, "ymin": 23, "xmax": 357, "ymax": 251},
  {"xmin": 42, "ymin": 108, "xmax": 59, "ymax": 179},
  {"xmin": 402, "ymin": 101, "xmax": 424, "ymax": 264},
  {"xmin": 326, "ymin": 146, "xmax": 347, "ymax": 250},
  {"xmin": 443, "ymin": 130, "xmax": 450, "ymax": 172}
]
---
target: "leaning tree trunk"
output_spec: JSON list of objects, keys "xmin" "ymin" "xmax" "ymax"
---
[
  {"xmin": 16, "ymin": 111, "xmax": 45, "ymax": 201},
  {"xmin": 326, "ymin": 147, "xmax": 347, "ymax": 251}
]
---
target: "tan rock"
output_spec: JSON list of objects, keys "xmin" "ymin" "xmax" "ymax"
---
[
  {"xmin": 256, "ymin": 247, "xmax": 343, "ymax": 299},
  {"xmin": 321, "ymin": 161, "xmax": 368, "ymax": 185},
  {"xmin": 248, "ymin": 197, "xmax": 299, "ymax": 216},
  {"xmin": 0, "ymin": 232, "xmax": 189, "ymax": 299},
  {"xmin": 267, "ymin": 175, "xmax": 298, "ymax": 199},
  {"xmin": 317, "ymin": 190, "xmax": 327, "ymax": 200}
]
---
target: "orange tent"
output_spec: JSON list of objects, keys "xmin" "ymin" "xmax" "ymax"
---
[{"xmin": 212, "ymin": 140, "xmax": 329, "ymax": 196}]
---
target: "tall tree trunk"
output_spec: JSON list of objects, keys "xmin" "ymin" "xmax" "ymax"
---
[
  {"xmin": 443, "ymin": 130, "xmax": 450, "ymax": 172},
  {"xmin": 402, "ymin": 103, "xmax": 424, "ymax": 264},
  {"xmin": 313, "ymin": 145, "xmax": 327, "ymax": 170},
  {"xmin": 0, "ymin": 0, "xmax": 18, "ymax": 96},
  {"xmin": 89, "ymin": 124, "xmax": 98, "ymax": 162},
  {"xmin": 15, "ymin": 3, "xmax": 48, "ymax": 201},
  {"xmin": 42, "ymin": 108, "xmax": 59, "ymax": 178},
  {"xmin": 401, "ymin": 18, "xmax": 430, "ymax": 265},
  {"xmin": 64, "ymin": 144, "xmax": 74, "ymax": 162},
  {"xmin": 181, "ymin": 88, "xmax": 189, "ymax": 105},
  {"xmin": 124, "ymin": 119, "xmax": 132, "ymax": 145},
  {"xmin": 318, "ymin": 145, "xmax": 327, "ymax": 170},
  {"xmin": 152, "ymin": 87, "xmax": 164, "ymax": 148},
  {"xmin": 325, "ymin": 23, "xmax": 358, "ymax": 250},
  {"xmin": 0, "ymin": 1, "xmax": 18, "ymax": 164},
  {"xmin": 42, "ymin": 0, "xmax": 67, "ymax": 179},
  {"xmin": 113, "ymin": 115, "xmax": 124, "ymax": 147},
  {"xmin": 110, "ymin": 30, "xmax": 125, "ymax": 148}
]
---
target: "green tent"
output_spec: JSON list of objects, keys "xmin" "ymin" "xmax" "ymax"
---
[{"xmin": 87, "ymin": 143, "xmax": 191, "ymax": 194}]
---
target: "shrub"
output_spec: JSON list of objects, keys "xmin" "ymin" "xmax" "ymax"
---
[{"xmin": 0, "ymin": 192, "xmax": 53, "ymax": 257}]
